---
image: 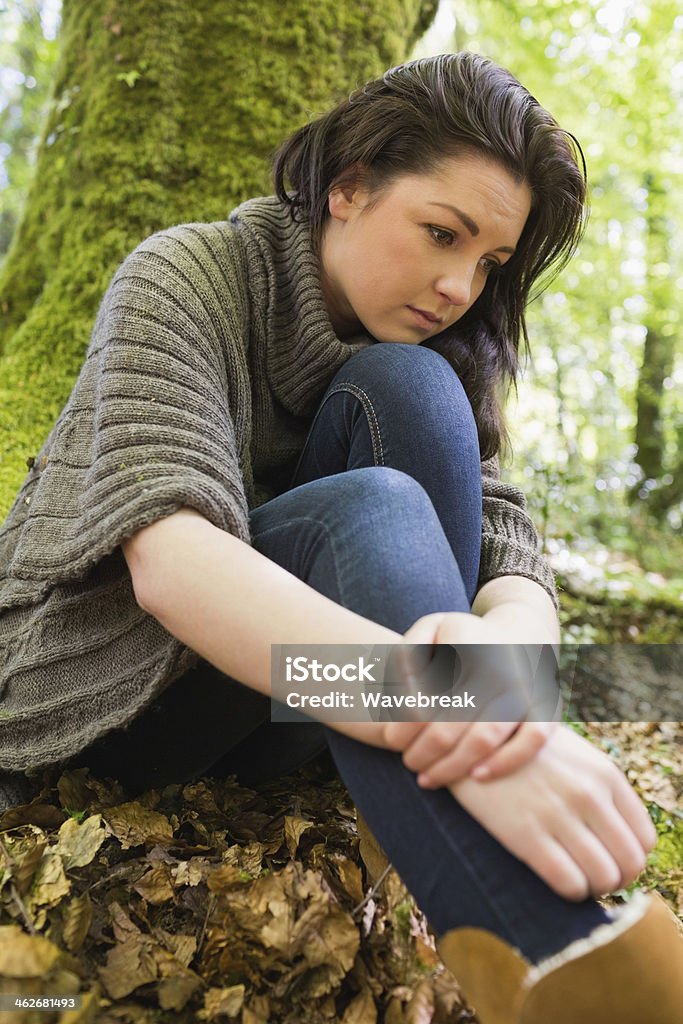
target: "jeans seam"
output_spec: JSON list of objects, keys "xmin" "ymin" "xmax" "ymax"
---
[
  {"xmin": 290, "ymin": 382, "xmax": 386, "ymax": 486},
  {"xmin": 327, "ymin": 382, "xmax": 385, "ymax": 466}
]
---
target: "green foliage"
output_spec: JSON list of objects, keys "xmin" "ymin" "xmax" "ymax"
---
[
  {"xmin": 456, "ymin": 0, "xmax": 683, "ymax": 566},
  {"xmin": 0, "ymin": 1, "xmax": 59, "ymax": 260}
]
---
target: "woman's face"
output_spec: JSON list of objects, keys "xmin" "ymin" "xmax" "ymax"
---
[{"xmin": 320, "ymin": 153, "xmax": 532, "ymax": 343}]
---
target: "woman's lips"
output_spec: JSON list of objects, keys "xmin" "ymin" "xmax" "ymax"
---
[{"xmin": 408, "ymin": 306, "xmax": 443, "ymax": 330}]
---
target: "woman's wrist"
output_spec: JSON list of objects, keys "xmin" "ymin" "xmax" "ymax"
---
[{"xmin": 472, "ymin": 576, "xmax": 560, "ymax": 645}]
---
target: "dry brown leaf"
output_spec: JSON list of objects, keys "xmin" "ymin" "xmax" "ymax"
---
[
  {"xmin": 156, "ymin": 959, "xmax": 203, "ymax": 1011},
  {"xmin": 153, "ymin": 929, "xmax": 197, "ymax": 967},
  {"xmin": 59, "ymin": 987, "xmax": 100, "ymax": 1023},
  {"xmin": 222, "ymin": 840, "xmax": 266, "ymax": 875},
  {"xmin": 102, "ymin": 802, "xmax": 173, "ymax": 849},
  {"xmin": 414, "ymin": 934, "xmax": 440, "ymax": 971},
  {"xmin": 1, "ymin": 828, "xmax": 47, "ymax": 897},
  {"xmin": 110, "ymin": 900, "xmax": 141, "ymax": 942},
  {"xmin": 57, "ymin": 769, "xmax": 125, "ymax": 813},
  {"xmin": 242, "ymin": 994, "xmax": 271, "ymax": 1024},
  {"xmin": 102, "ymin": 798, "xmax": 176, "ymax": 847},
  {"xmin": 56, "ymin": 814, "xmax": 107, "ymax": 869},
  {"xmin": 283, "ymin": 814, "xmax": 315, "ymax": 858},
  {"xmin": 206, "ymin": 863, "xmax": 249, "ymax": 892},
  {"xmin": 332, "ymin": 854, "xmax": 364, "ymax": 905},
  {"xmin": 173, "ymin": 858, "xmax": 205, "ymax": 887},
  {"xmin": 342, "ymin": 985, "xmax": 377, "ymax": 1023},
  {"xmin": 405, "ymin": 978, "xmax": 435, "ymax": 1023},
  {"xmin": 197, "ymin": 984, "xmax": 245, "ymax": 1019},
  {"xmin": 384, "ymin": 996, "xmax": 406, "ymax": 1024},
  {"xmin": 133, "ymin": 863, "xmax": 175, "ymax": 905},
  {"xmin": 356, "ymin": 810, "xmax": 391, "ymax": 884},
  {"xmin": 98, "ymin": 933, "xmax": 158, "ymax": 999},
  {"xmin": 63, "ymin": 892, "xmax": 93, "ymax": 953},
  {"xmin": 30, "ymin": 846, "xmax": 70, "ymax": 909},
  {"xmin": 0, "ymin": 925, "xmax": 61, "ymax": 976},
  {"xmin": 634, "ymin": 769, "xmax": 680, "ymax": 813}
]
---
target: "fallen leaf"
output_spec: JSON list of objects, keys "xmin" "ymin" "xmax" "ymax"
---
[
  {"xmin": 134, "ymin": 863, "xmax": 175, "ymax": 905},
  {"xmin": 103, "ymin": 802, "xmax": 173, "ymax": 849},
  {"xmin": 98, "ymin": 933, "xmax": 158, "ymax": 998},
  {"xmin": 284, "ymin": 814, "xmax": 315, "ymax": 858},
  {"xmin": 56, "ymin": 814, "xmax": 107, "ymax": 868},
  {"xmin": 63, "ymin": 892, "xmax": 93, "ymax": 952},
  {"xmin": 405, "ymin": 978, "xmax": 435, "ymax": 1023},
  {"xmin": 198, "ymin": 984, "xmax": 245, "ymax": 1019},
  {"xmin": 0, "ymin": 925, "xmax": 61, "ymax": 976},
  {"xmin": 342, "ymin": 985, "xmax": 377, "ymax": 1022},
  {"xmin": 31, "ymin": 846, "xmax": 71, "ymax": 908}
]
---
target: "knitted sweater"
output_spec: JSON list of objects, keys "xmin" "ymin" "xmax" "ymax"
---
[{"xmin": 0, "ymin": 196, "xmax": 556, "ymax": 808}]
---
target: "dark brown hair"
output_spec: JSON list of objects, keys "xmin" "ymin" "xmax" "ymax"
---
[{"xmin": 273, "ymin": 52, "xmax": 587, "ymax": 460}]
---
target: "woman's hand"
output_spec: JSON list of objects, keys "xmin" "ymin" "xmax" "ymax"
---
[
  {"xmin": 383, "ymin": 611, "xmax": 558, "ymax": 786},
  {"xmin": 448, "ymin": 725, "xmax": 658, "ymax": 901}
]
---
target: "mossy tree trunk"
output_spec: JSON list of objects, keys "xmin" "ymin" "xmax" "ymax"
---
[{"xmin": 0, "ymin": 0, "xmax": 437, "ymax": 515}]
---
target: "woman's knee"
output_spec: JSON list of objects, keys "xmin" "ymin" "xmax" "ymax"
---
[
  {"xmin": 330, "ymin": 465, "xmax": 437, "ymax": 523},
  {"xmin": 333, "ymin": 343, "xmax": 479, "ymax": 448}
]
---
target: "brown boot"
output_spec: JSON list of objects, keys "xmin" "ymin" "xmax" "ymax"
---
[{"xmin": 437, "ymin": 891, "xmax": 683, "ymax": 1024}]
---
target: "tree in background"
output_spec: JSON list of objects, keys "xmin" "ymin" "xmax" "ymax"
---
[
  {"xmin": 0, "ymin": 0, "xmax": 58, "ymax": 259},
  {"xmin": 454, "ymin": 0, "xmax": 683, "ymax": 554},
  {"xmin": 0, "ymin": 0, "xmax": 438, "ymax": 515}
]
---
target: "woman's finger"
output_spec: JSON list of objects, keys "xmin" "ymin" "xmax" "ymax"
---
[
  {"xmin": 553, "ymin": 819, "xmax": 624, "ymax": 898},
  {"xmin": 382, "ymin": 721, "xmax": 428, "ymax": 751},
  {"xmin": 469, "ymin": 722, "xmax": 555, "ymax": 780},
  {"xmin": 581, "ymin": 796, "xmax": 649, "ymax": 889},
  {"xmin": 401, "ymin": 721, "xmax": 470, "ymax": 774},
  {"xmin": 522, "ymin": 833, "xmax": 591, "ymax": 902},
  {"xmin": 412, "ymin": 722, "xmax": 517, "ymax": 784},
  {"xmin": 609, "ymin": 772, "xmax": 659, "ymax": 854}
]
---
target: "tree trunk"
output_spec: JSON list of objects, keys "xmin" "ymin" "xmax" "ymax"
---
[
  {"xmin": 631, "ymin": 171, "xmax": 677, "ymax": 510},
  {"xmin": 0, "ymin": 0, "xmax": 437, "ymax": 515}
]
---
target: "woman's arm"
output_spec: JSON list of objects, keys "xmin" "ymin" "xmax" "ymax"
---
[
  {"xmin": 122, "ymin": 506, "xmax": 401, "ymax": 750},
  {"xmin": 471, "ymin": 574, "xmax": 560, "ymax": 644}
]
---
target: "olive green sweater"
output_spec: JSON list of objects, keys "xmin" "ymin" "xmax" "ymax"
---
[{"xmin": 0, "ymin": 196, "xmax": 556, "ymax": 810}]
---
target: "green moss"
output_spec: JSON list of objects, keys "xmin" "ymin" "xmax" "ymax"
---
[
  {"xmin": 645, "ymin": 803, "xmax": 683, "ymax": 877},
  {"xmin": 393, "ymin": 899, "xmax": 413, "ymax": 937},
  {"xmin": 0, "ymin": 0, "xmax": 436, "ymax": 518}
]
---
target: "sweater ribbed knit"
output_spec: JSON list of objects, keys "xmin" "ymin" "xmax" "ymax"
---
[{"xmin": 0, "ymin": 196, "xmax": 556, "ymax": 811}]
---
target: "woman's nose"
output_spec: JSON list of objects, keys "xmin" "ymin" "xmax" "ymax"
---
[{"xmin": 435, "ymin": 262, "xmax": 477, "ymax": 308}]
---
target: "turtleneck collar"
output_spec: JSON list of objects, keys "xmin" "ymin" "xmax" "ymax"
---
[{"xmin": 229, "ymin": 196, "xmax": 373, "ymax": 417}]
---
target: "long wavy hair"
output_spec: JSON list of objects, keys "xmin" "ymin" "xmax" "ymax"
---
[{"xmin": 273, "ymin": 52, "xmax": 587, "ymax": 460}]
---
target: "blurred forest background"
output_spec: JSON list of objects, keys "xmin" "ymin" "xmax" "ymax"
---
[{"xmin": 0, "ymin": 0, "xmax": 681, "ymax": 641}]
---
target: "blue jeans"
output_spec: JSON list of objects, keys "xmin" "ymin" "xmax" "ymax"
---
[{"xmin": 75, "ymin": 344, "xmax": 611, "ymax": 962}]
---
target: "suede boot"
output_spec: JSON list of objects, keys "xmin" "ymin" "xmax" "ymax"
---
[{"xmin": 437, "ymin": 890, "xmax": 683, "ymax": 1024}]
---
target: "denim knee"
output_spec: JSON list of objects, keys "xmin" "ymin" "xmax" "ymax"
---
[{"xmin": 328, "ymin": 343, "xmax": 480, "ymax": 464}]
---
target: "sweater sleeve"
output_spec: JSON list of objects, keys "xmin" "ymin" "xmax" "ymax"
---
[
  {"xmin": 478, "ymin": 455, "xmax": 558, "ymax": 610},
  {"xmin": 1, "ymin": 223, "xmax": 252, "ymax": 593}
]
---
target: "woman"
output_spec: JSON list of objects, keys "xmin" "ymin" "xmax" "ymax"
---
[{"xmin": 0, "ymin": 52, "xmax": 681, "ymax": 1022}]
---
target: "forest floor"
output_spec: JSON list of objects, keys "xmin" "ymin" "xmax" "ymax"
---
[{"xmin": 0, "ymin": 585, "xmax": 681, "ymax": 1024}]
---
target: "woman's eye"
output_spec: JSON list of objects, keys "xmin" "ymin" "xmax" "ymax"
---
[
  {"xmin": 480, "ymin": 257, "xmax": 501, "ymax": 275},
  {"xmin": 427, "ymin": 225, "xmax": 455, "ymax": 246}
]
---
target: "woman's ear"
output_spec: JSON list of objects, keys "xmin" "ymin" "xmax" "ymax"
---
[
  {"xmin": 328, "ymin": 166, "xmax": 368, "ymax": 221},
  {"xmin": 328, "ymin": 185, "xmax": 356, "ymax": 221}
]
